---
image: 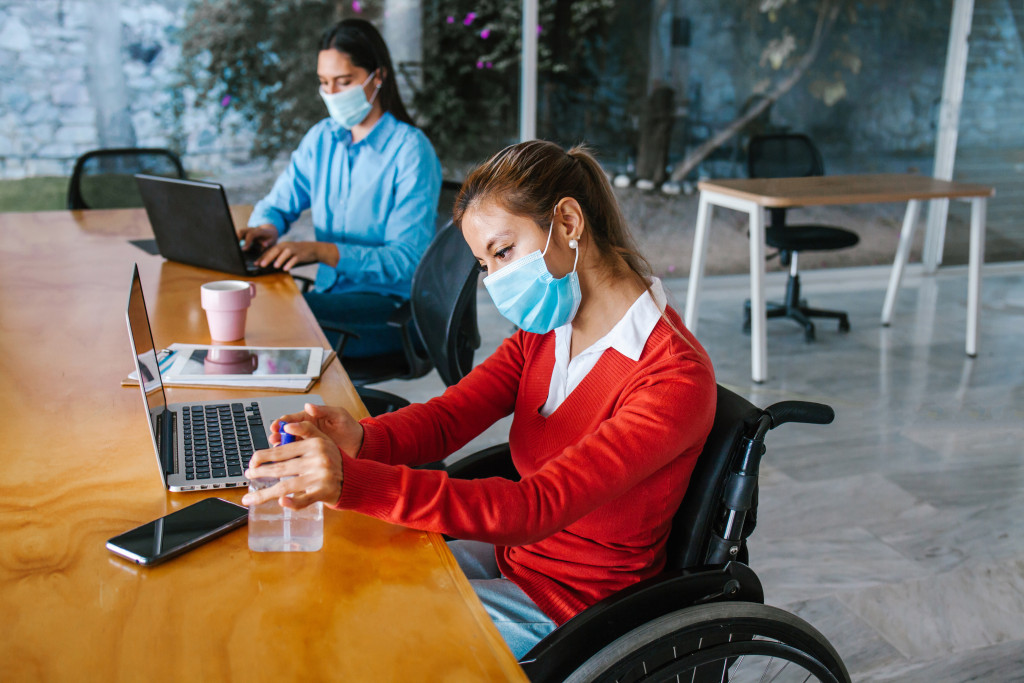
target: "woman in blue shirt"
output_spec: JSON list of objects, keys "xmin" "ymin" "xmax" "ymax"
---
[{"xmin": 238, "ymin": 19, "xmax": 442, "ymax": 357}]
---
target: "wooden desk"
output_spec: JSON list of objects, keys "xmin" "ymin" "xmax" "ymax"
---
[
  {"xmin": 685, "ymin": 174, "xmax": 995, "ymax": 382},
  {"xmin": 0, "ymin": 209, "xmax": 526, "ymax": 681}
]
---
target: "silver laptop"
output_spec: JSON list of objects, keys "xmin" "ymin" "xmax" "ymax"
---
[
  {"xmin": 126, "ymin": 264, "xmax": 323, "ymax": 491},
  {"xmin": 134, "ymin": 174, "xmax": 277, "ymax": 277}
]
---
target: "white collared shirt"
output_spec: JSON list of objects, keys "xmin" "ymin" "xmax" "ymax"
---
[{"xmin": 540, "ymin": 278, "xmax": 668, "ymax": 417}]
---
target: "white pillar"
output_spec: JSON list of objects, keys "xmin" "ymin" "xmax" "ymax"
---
[
  {"xmin": 519, "ymin": 0, "xmax": 538, "ymax": 141},
  {"xmin": 382, "ymin": 0, "xmax": 423, "ymax": 107},
  {"xmin": 923, "ymin": 0, "xmax": 974, "ymax": 272}
]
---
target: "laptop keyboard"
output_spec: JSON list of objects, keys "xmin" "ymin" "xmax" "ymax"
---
[{"xmin": 181, "ymin": 402, "xmax": 270, "ymax": 481}]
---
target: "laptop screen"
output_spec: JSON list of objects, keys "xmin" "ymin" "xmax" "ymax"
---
[{"xmin": 126, "ymin": 266, "xmax": 170, "ymax": 467}]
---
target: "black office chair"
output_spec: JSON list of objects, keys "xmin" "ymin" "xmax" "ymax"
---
[
  {"xmin": 743, "ymin": 134, "xmax": 860, "ymax": 342},
  {"xmin": 435, "ymin": 179, "xmax": 463, "ymax": 229},
  {"xmin": 67, "ymin": 148, "xmax": 186, "ymax": 210},
  {"xmin": 316, "ymin": 218, "xmax": 481, "ymax": 415},
  {"xmin": 445, "ymin": 385, "xmax": 850, "ymax": 682}
]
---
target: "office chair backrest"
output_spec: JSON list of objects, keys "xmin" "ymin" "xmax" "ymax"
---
[
  {"xmin": 436, "ymin": 179, "xmax": 463, "ymax": 230},
  {"xmin": 664, "ymin": 384, "xmax": 763, "ymax": 570},
  {"xmin": 68, "ymin": 148, "xmax": 186, "ymax": 210},
  {"xmin": 410, "ymin": 220, "xmax": 481, "ymax": 386},
  {"xmin": 747, "ymin": 133, "xmax": 824, "ymax": 180}
]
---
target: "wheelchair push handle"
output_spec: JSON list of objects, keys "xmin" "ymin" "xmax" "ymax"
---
[{"xmin": 764, "ymin": 400, "xmax": 835, "ymax": 429}]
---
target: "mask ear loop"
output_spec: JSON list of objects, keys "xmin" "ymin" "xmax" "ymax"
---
[
  {"xmin": 541, "ymin": 216, "xmax": 556, "ymax": 256},
  {"xmin": 541, "ymin": 209, "xmax": 580, "ymax": 274},
  {"xmin": 366, "ymin": 70, "xmax": 382, "ymax": 106}
]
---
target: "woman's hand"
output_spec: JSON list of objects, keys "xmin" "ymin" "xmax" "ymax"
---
[
  {"xmin": 241, "ymin": 419, "xmax": 346, "ymax": 509},
  {"xmin": 238, "ymin": 224, "xmax": 279, "ymax": 252},
  {"xmin": 270, "ymin": 403, "xmax": 364, "ymax": 457},
  {"xmin": 256, "ymin": 241, "xmax": 340, "ymax": 271}
]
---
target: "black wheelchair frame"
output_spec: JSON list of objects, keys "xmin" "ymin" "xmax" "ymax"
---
[{"xmin": 446, "ymin": 384, "xmax": 851, "ymax": 683}]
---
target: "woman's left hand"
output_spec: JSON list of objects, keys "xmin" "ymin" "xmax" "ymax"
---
[
  {"xmin": 241, "ymin": 420, "xmax": 345, "ymax": 509},
  {"xmin": 257, "ymin": 240, "xmax": 339, "ymax": 271}
]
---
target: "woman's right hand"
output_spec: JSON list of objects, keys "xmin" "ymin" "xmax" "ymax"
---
[
  {"xmin": 238, "ymin": 224, "xmax": 279, "ymax": 252},
  {"xmin": 271, "ymin": 403, "xmax": 364, "ymax": 457}
]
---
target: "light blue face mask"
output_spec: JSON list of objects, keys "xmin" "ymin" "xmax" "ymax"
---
[
  {"xmin": 319, "ymin": 71, "xmax": 379, "ymax": 129},
  {"xmin": 483, "ymin": 218, "xmax": 581, "ymax": 334}
]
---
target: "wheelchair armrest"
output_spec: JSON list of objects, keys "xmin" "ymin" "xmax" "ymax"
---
[
  {"xmin": 519, "ymin": 562, "xmax": 764, "ymax": 683},
  {"xmin": 444, "ymin": 443, "xmax": 520, "ymax": 481},
  {"xmin": 355, "ymin": 386, "xmax": 410, "ymax": 417}
]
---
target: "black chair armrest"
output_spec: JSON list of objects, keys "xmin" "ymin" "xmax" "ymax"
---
[
  {"xmin": 318, "ymin": 320, "xmax": 361, "ymax": 357},
  {"xmin": 519, "ymin": 562, "xmax": 764, "ymax": 683},
  {"xmin": 444, "ymin": 443, "xmax": 520, "ymax": 481},
  {"xmin": 291, "ymin": 274, "xmax": 315, "ymax": 293}
]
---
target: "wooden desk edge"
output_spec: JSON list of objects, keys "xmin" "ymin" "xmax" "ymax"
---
[
  {"xmin": 428, "ymin": 534, "xmax": 530, "ymax": 680},
  {"xmin": 698, "ymin": 175, "xmax": 995, "ymax": 208}
]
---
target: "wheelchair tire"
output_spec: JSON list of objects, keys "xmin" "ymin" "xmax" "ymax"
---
[{"xmin": 562, "ymin": 601, "xmax": 850, "ymax": 683}]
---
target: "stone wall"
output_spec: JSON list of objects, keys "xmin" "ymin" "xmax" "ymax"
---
[{"xmin": 0, "ymin": 0, "xmax": 254, "ymax": 179}]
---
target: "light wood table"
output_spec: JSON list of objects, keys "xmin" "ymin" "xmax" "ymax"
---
[
  {"xmin": 0, "ymin": 209, "xmax": 527, "ymax": 681},
  {"xmin": 685, "ymin": 174, "xmax": 995, "ymax": 382}
]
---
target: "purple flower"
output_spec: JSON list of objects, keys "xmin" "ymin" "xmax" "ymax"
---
[
  {"xmin": 352, "ymin": 1, "xmax": 361, "ymax": 12},
  {"xmin": 486, "ymin": 61, "xmax": 493, "ymax": 69},
  {"xmin": 476, "ymin": 60, "xmax": 484, "ymax": 69},
  {"xmin": 220, "ymin": 95, "xmax": 231, "ymax": 107},
  {"xmin": 464, "ymin": 12, "xmax": 476, "ymax": 25},
  {"xmin": 480, "ymin": 28, "xmax": 490, "ymax": 39},
  {"xmin": 537, "ymin": 25, "xmax": 543, "ymax": 35},
  {"xmin": 446, "ymin": 15, "xmax": 454, "ymax": 23}
]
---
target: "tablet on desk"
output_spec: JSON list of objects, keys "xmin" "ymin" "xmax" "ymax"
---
[{"xmin": 165, "ymin": 345, "xmax": 324, "ymax": 380}]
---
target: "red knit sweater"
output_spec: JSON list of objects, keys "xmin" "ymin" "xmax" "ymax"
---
[{"xmin": 333, "ymin": 306, "xmax": 716, "ymax": 624}]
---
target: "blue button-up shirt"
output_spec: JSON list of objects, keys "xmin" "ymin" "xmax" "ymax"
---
[{"xmin": 248, "ymin": 112, "xmax": 442, "ymax": 299}]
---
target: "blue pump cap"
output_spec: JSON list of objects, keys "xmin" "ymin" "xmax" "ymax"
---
[{"xmin": 278, "ymin": 428, "xmax": 295, "ymax": 446}]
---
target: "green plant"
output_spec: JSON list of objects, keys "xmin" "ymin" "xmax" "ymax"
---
[
  {"xmin": 177, "ymin": 0, "xmax": 618, "ymax": 166},
  {"xmin": 179, "ymin": 0, "xmax": 373, "ymax": 160},
  {"xmin": 412, "ymin": 0, "xmax": 618, "ymax": 165}
]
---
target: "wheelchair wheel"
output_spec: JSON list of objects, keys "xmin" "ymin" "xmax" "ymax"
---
[{"xmin": 563, "ymin": 602, "xmax": 849, "ymax": 683}]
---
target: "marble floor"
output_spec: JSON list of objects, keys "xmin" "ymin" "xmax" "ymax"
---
[{"xmin": 369, "ymin": 260, "xmax": 1024, "ymax": 682}]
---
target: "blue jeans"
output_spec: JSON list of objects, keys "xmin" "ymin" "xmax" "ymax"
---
[{"xmin": 448, "ymin": 540, "xmax": 557, "ymax": 659}]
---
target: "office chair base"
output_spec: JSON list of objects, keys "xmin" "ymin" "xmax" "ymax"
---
[{"xmin": 743, "ymin": 274, "xmax": 850, "ymax": 342}]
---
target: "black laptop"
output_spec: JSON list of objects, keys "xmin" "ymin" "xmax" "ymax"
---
[{"xmin": 135, "ymin": 174, "xmax": 277, "ymax": 276}]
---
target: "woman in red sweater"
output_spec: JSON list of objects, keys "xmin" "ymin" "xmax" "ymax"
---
[{"xmin": 242, "ymin": 140, "xmax": 717, "ymax": 657}]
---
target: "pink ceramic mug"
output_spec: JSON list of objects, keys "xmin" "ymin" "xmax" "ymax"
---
[{"xmin": 200, "ymin": 280, "xmax": 257, "ymax": 342}]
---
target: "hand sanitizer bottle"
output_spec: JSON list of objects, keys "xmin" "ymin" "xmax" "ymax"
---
[{"xmin": 248, "ymin": 429, "xmax": 324, "ymax": 552}]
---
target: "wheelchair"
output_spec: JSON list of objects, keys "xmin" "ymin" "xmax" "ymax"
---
[{"xmin": 446, "ymin": 384, "xmax": 851, "ymax": 682}]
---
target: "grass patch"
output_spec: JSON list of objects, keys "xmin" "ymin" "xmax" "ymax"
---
[{"xmin": 0, "ymin": 176, "xmax": 69, "ymax": 212}]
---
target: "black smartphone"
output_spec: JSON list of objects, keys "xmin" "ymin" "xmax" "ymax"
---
[{"xmin": 106, "ymin": 498, "xmax": 248, "ymax": 566}]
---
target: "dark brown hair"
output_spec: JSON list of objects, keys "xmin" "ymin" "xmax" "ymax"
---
[
  {"xmin": 453, "ymin": 140, "xmax": 652, "ymax": 287},
  {"xmin": 319, "ymin": 18, "xmax": 414, "ymax": 126}
]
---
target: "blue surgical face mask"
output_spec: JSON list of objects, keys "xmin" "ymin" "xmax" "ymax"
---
[
  {"xmin": 319, "ymin": 71, "xmax": 379, "ymax": 129},
  {"xmin": 483, "ymin": 218, "xmax": 581, "ymax": 334}
]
